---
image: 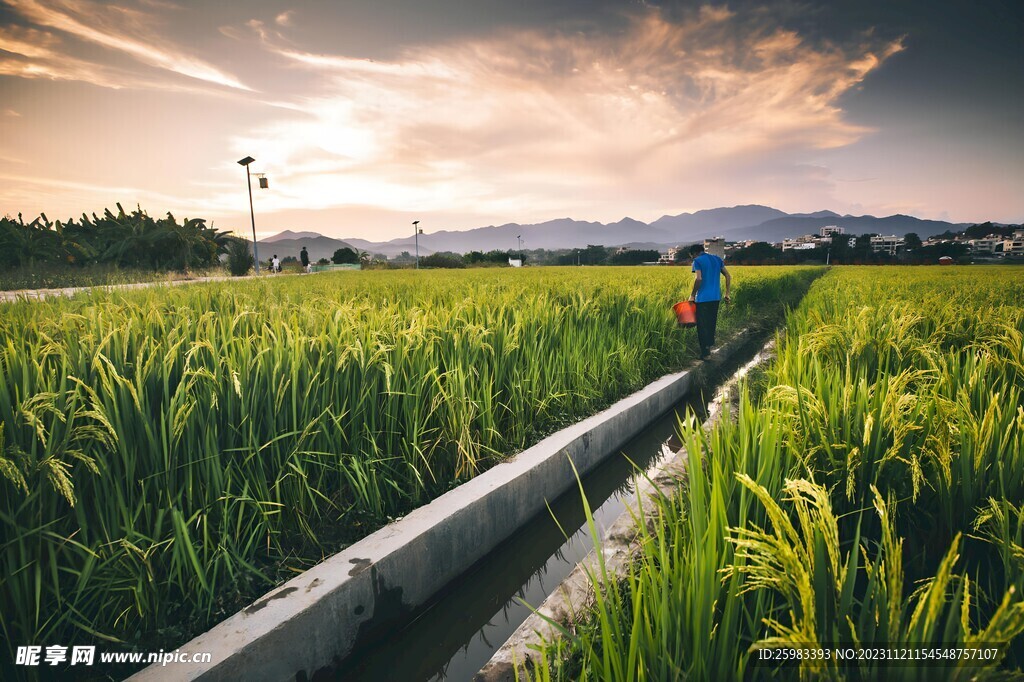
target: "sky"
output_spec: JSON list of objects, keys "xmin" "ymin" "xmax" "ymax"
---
[{"xmin": 0, "ymin": 0, "xmax": 1021, "ymax": 242}]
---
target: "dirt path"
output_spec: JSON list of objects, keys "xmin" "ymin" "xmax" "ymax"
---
[{"xmin": 0, "ymin": 272, "xmax": 308, "ymax": 304}]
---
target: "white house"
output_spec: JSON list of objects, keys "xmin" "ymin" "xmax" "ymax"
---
[
  {"xmin": 1003, "ymin": 238, "xmax": 1024, "ymax": 255},
  {"xmin": 782, "ymin": 234, "xmax": 831, "ymax": 251},
  {"xmin": 782, "ymin": 238, "xmax": 818, "ymax": 251},
  {"xmin": 968, "ymin": 237, "xmax": 1003, "ymax": 254},
  {"xmin": 704, "ymin": 237, "xmax": 726, "ymax": 258},
  {"xmin": 870, "ymin": 235, "xmax": 905, "ymax": 255},
  {"xmin": 657, "ymin": 247, "xmax": 679, "ymax": 264}
]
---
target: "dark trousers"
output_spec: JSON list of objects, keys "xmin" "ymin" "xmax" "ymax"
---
[{"xmin": 696, "ymin": 300, "xmax": 720, "ymax": 356}]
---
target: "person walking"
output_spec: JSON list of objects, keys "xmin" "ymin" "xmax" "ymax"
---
[
  {"xmin": 688, "ymin": 243, "xmax": 731, "ymax": 360},
  {"xmin": 300, "ymin": 246, "xmax": 311, "ymax": 273},
  {"xmin": 271, "ymin": 254, "xmax": 281, "ymax": 273}
]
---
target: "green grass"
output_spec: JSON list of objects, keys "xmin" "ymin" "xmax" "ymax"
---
[
  {"xmin": 0, "ymin": 265, "xmax": 820, "ymax": 666},
  {"xmin": 0, "ymin": 263, "xmax": 228, "ymax": 292},
  {"xmin": 527, "ymin": 266, "xmax": 1024, "ymax": 681}
]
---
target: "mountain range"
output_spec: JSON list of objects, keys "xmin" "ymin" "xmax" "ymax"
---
[
  {"xmin": 257, "ymin": 233, "xmax": 357, "ymax": 263},
  {"xmin": 257, "ymin": 205, "xmax": 971, "ymax": 259}
]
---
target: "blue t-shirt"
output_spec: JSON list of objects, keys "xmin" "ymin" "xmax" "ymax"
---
[{"xmin": 691, "ymin": 253, "xmax": 724, "ymax": 302}]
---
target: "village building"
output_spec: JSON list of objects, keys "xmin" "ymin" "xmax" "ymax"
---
[
  {"xmin": 968, "ymin": 237, "xmax": 1003, "ymax": 254},
  {"xmin": 870, "ymin": 235, "xmax": 905, "ymax": 255},
  {"xmin": 1003, "ymin": 236, "xmax": 1024, "ymax": 255},
  {"xmin": 703, "ymin": 237, "xmax": 726, "ymax": 258}
]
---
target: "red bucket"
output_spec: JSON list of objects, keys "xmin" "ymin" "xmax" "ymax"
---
[{"xmin": 673, "ymin": 300, "xmax": 697, "ymax": 327}]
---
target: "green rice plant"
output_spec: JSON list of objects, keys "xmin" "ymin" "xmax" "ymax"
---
[
  {"xmin": 0, "ymin": 265, "xmax": 820, "ymax": 666},
  {"xmin": 526, "ymin": 391, "xmax": 791, "ymax": 681},
  {"xmin": 527, "ymin": 266, "xmax": 1024, "ymax": 680},
  {"xmin": 730, "ymin": 477, "xmax": 1024, "ymax": 681},
  {"xmin": 973, "ymin": 498, "xmax": 1024, "ymax": 600}
]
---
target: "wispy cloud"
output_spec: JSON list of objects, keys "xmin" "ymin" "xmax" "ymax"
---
[
  {"xmin": 0, "ymin": 23, "xmax": 61, "ymax": 59},
  {"xmin": 0, "ymin": 24, "xmax": 162, "ymax": 90},
  {"xmin": 227, "ymin": 7, "xmax": 902, "ymax": 223},
  {"xmin": 4, "ymin": 0, "xmax": 250, "ymax": 90},
  {"xmin": 0, "ymin": 24, "xmax": 145, "ymax": 90}
]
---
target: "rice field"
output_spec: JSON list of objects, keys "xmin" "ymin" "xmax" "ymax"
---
[
  {"xmin": 528, "ymin": 266, "xmax": 1024, "ymax": 680},
  {"xmin": 0, "ymin": 266, "xmax": 819, "ymax": 663}
]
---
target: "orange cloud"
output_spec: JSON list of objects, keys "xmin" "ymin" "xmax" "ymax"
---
[
  {"xmin": 229, "ymin": 8, "xmax": 902, "ymax": 223},
  {"xmin": 5, "ymin": 0, "xmax": 250, "ymax": 90}
]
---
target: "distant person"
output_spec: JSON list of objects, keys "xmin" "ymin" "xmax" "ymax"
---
[
  {"xmin": 688, "ymin": 243, "xmax": 731, "ymax": 360},
  {"xmin": 271, "ymin": 254, "xmax": 281, "ymax": 273},
  {"xmin": 300, "ymin": 246, "xmax": 311, "ymax": 273}
]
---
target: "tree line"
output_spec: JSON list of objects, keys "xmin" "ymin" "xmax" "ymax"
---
[
  {"xmin": 0, "ymin": 204, "xmax": 235, "ymax": 271},
  {"xmin": 381, "ymin": 246, "xmax": 664, "ymax": 269}
]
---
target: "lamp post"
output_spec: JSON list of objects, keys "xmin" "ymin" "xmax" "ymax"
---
[
  {"xmin": 413, "ymin": 220, "xmax": 420, "ymax": 269},
  {"xmin": 517, "ymin": 234, "xmax": 523, "ymax": 262},
  {"xmin": 237, "ymin": 156, "xmax": 261, "ymax": 274}
]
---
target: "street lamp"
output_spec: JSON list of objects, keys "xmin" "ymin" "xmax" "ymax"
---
[
  {"xmin": 413, "ymin": 220, "xmax": 421, "ymax": 269},
  {"xmin": 517, "ymin": 234, "xmax": 523, "ymax": 261},
  {"xmin": 237, "ymin": 156, "xmax": 268, "ymax": 274}
]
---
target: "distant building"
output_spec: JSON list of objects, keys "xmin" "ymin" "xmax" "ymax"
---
[
  {"xmin": 870, "ymin": 235, "xmax": 905, "ymax": 255},
  {"xmin": 968, "ymin": 237, "xmax": 1002, "ymax": 254},
  {"xmin": 508, "ymin": 258, "xmax": 523, "ymax": 267},
  {"xmin": 786, "ymin": 241, "xmax": 817, "ymax": 251},
  {"xmin": 782, "ymin": 235, "xmax": 824, "ymax": 251},
  {"xmin": 704, "ymin": 237, "xmax": 726, "ymax": 258},
  {"xmin": 1003, "ymin": 237, "xmax": 1024, "ymax": 255},
  {"xmin": 819, "ymin": 225, "xmax": 845, "ymax": 237},
  {"xmin": 657, "ymin": 247, "xmax": 679, "ymax": 264}
]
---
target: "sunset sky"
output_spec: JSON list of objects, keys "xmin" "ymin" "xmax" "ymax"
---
[{"xmin": 0, "ymin": 0, "xmax": 1021, "ymax": 241}]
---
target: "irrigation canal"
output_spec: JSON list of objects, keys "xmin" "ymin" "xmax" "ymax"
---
[{"xmin": 321, "ymin": 336, "xmax": 771, "ymax": 681}]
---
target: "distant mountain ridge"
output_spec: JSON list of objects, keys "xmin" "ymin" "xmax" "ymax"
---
[
  {"xmin": 649, "ymin": 205, "xmax": 789, "ymax": 235},
  {"xmin": 262, "ymin": 230, "xmax": 323, "ymax": 242},
  {"xmin": 258, "ymin": 205, "xmax": 971, "ymax": 257}
]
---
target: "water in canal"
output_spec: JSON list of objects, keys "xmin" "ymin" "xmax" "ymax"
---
[{"xmin": 329, "ymin": 339, "xmax": 768, "ymax": 681}]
